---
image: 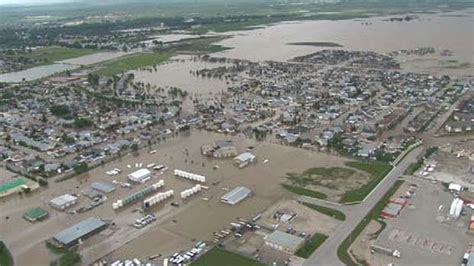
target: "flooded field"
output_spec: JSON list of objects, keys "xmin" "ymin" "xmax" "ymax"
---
[
  {"xmin": 0, "ymin": 63, "xmax": 77, "ymax": 83},
  {"xmin": 130, "ymin": 55, "xmax": 233, "ymax": 112},
  {"xmin": 0, "ymin": 130, "xmax": 349, "ymax": 265}
]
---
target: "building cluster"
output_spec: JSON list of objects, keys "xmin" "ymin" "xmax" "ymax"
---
[
  {"xmin": 444, "ymin": 92, "xmax": 474, "ymax": 133},
  {"xmin": 192, "ymin": 51, "xmax": 470, "ymax": 160},
  {"xmin": 0, "ymin": 76, "xmax": 197, "ymax": 179}
]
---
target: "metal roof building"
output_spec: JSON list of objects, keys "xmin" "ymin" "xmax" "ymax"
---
[
  {"xmin": 91, "ymin": 181, "xmax": 116, "ymax": 193},
  {"xmin": 234, "ymin": 152, "xmax": 256, "ymax": 168},
  {"xmin": 23, "ymin": 207, "xmax": 48, "ymax": 222},
  {"xmin": 221, "ymin": 186, "xmax": 252, "ymax": 205},
  {"xmin": 53, "ymin": 217, "xmax": 107, "ymax": 248},
  {"xmin": 128, "ymin": 168, "xmax": 152, "ymax": 183},
  {"xmin": 265, "ymin": 230, "xmax": 305, "ymax": 254},
  {"xmin": 50, "ymin": 194, "xmax": 78, "ymax": 211}
]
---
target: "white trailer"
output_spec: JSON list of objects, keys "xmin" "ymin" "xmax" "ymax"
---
[{"xmin": 371, "ymin": 245, "xmax": 401, "ymax": 258}]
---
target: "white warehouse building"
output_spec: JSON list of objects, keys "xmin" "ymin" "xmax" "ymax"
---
[
  {"xmin": 50, "ymin": 194, "xmax": 78, "ymax": 211},
  {"xmin": 128, "ymin": 168, "xmax": 152, "ymax": 183}
]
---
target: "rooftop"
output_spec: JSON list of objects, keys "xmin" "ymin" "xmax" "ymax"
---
[
  {"xmin": 0, "ymin": 177, "xmax": 27, "ymax": 194},
  {"xmin": 23, "ymin": 207, "xmax": 48, "ymax": 221},
  {"xmin": 265, "ymin": 230, "xmax": 305, "ymax": 250},
  {"xmin": 50, "ymin": 194, "xmax": 78, "ymax": 206},
  {"xmin": 221, "ymin": 186, "xmax": 252, "ymax": 205},
  {"xmin": 234, "ymin": 152, "xmax": 256, "ymax": 162},
  {"xmin": 53, "ymin": 217, "xmax": 106, "ymax": 246},
  {"xmin": 91, "ymin": 181, "xmax": 116, "ymax": 193}
]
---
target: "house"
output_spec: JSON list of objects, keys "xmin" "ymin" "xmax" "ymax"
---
[{"xmin": 234, "ymin": 152, "xmax": 256, "ymax": 168}]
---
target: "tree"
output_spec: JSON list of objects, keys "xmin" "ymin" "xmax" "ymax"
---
[{"xmin": 73, "ymin": 162, "xmax": 88, "ymax": 175}]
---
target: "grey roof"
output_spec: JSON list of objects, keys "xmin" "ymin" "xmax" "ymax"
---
[
  {"xmin": 50, "ymin": 194, "xmax": 77, "ymax": 206},
  {"xmin": 221, "ymin": 186, "xmax": 252, "ymax": 205},
  {"xmin": 265, "ymin": 230, "xmax": 305, "ymax": 250},
  {"xmin": 234, "ymin": 152, "xmax": 255, "ymax": 162},
  {"xmin": 91, "ymin": 182, "xmax": 116, "ymax": 193},
  {"xmin": 215, "ymin": 140, "xmax": 235, "ymax": 148},
  {"xmin": 53, "ymin": 217, "xmax": 106, "ymax": 246}
]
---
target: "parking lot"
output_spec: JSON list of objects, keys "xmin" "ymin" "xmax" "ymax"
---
[{"xmin": 374, "ymin": 178, "xmax": 473, "ymax": 266}]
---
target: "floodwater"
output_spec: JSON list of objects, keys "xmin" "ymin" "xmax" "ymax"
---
[
  {"xmin": 213, "ymin": 10, "xmax": 474, "ymax": 63},
  {"xmin": 131, "ymin": 10, "xmax": 474, "ymax": 95},
  {"xmin": 131, "ymin": 55, "xmax": 230, "ymax": 95},
  {"xmin": 0, "ymin": 63, "xmax": 77, "ymax": 83}
]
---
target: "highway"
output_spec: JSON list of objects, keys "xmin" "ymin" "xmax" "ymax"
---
[{"xmin": 302, "ymin": 146, "xmax": 424, "ymax": 266}]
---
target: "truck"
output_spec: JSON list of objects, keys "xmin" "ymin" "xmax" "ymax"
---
[{"xmin": 370, "ymin": 244, "xmax": 401, "ymax": 258}]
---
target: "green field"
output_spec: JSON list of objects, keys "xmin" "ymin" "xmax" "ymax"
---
[
  {"xmin": 301, "ymin": 202, "xmax": 346, "ymax": 221},
  {"xmin": 94, "ymin": 52, "xmax": 172, "ymax": 76},
  {"xmin": 337, "ymin": 180, "xmax": 404, "ymax": 266},
  {"xmin": 282, "ymin": 184, "xmax": 328, "ymax": 199},
  {"xmin": 295, "ymin": 233, "xmax": 329, "ymax": 259},
  {"xmin": 0, "ymin": 241, "xmax": 13, "ymax": 266},
  {"xmin": 192, "ymin": 247, "xmax": 264, "ymax": 266},
  {"xmin": 339, "ymin": 161, "xmax": 392, "ymax": 203}
]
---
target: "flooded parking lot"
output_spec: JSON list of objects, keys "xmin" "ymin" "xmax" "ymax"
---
[{"xmin": 0, "ymin": 130, "xmax": 349, "ymax": 265}]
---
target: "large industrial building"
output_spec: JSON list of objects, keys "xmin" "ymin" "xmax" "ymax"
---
[
  {"xmin": 264, "ymin": 230, "xmax": 305, "ymax": 254},
  {"xmin": 128, "ymin": 168, "xmax": 152, "ymax": 183},
  {"xmin": 52, "ymin": 217, "xmax": 107, "ymax": 248},
  {"xmin": 221, "ymin": 186, "xmax": 252, "ymax": 205},
  {"xmin": 50, "ymin": 194, "xmax": 78, "ymax": 211}
]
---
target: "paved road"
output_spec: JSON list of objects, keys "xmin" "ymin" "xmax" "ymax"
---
[{"xmin": 303, "ymin": 146, "xmax": 424, "ymax": 266}]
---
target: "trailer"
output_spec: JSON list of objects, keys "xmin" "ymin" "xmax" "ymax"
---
[{"xmin": 371, "ymin": 244, "xmax": 401, "ymax": 258}]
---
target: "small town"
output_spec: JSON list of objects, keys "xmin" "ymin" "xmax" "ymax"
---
[{"xmin": 0, "ymin": 1, "xmax": 473, "ymax": 266}]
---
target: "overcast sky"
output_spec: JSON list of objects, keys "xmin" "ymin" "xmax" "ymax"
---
[{"xmin": 0, "ymin": 0, "xmax": 73, "ymax": 5}]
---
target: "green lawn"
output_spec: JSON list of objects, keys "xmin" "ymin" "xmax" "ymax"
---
[
  {"xmin": 337, "ymin": 180, "xmax": 404, "ymax": 266},
  {"xmin": 95, "ymin": 52, "xmax": 172, "ymax": 76},
  {"xmin": 295, "ymin": 233, "xmax": 329, "ymax": 259},
  {"xmin": 303, "ymin": 167, "xmax": 355, "ymax": 179},
  {"xmin": 27, "ymin": 47, "xmax": 98, "ymax": 62},
  {"xmin": 282, "ymin": 184, "xmax": 328, "ymax": 199},
  {"xmin": 192, "ymin": 247, "xmax": 264, "ymax": 266},
  {"xmin": 301, "ymin": 202, "xmax": 346, "ymax": 221},
  {"xmin": 0, "ymin": 241, "xmax": 13, "ymax": 266},
  {"xmin": 339, "ymin": 161, "xmax": 392, "ymax": 203}
]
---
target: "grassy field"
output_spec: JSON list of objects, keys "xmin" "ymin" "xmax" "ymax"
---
[
  {"xmin": 192, "ymin": 247, "xmax": 264, "ymax": 266},
  {"xmin": 337, "ymin": 180, "xmax": 404, "ymax": 266},
  {"xmin": 339, "ymin": 161, "xmax": 392, "ymax": 203},
  {"xmin": 0, "ymin": 241, "xmax": 13, "ymax": 266},
  {"xmin": 303, "ymin": 167, "xmax": 355, "ymax": 179},
  {"xmin": 282, "ymin": 184, "xmax": 328, "ymax": 199},
  {"xmin": 295, "ymin": 233, "xmax": 329, "ymax": 259},
  {"xmin": 301, "ymin": 202, "xmax": 346, "ymax": 221},
  {"xmin": 283, "ymin": 167, "xmax": 355, "ymax": 199},
  {"xmin": 94, "ymin": 52, "xmax": 172, "ymax": 76}
]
